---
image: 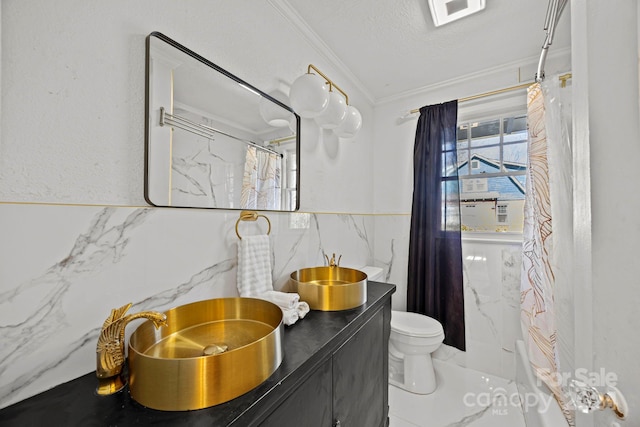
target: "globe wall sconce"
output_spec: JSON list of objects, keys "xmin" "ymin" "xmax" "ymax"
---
[
  {"xmin": 259, "ymin": 86, "xmax": 296, "ymax": 128},
  {"xmin": 289, "ymin": 64, "xmax": 362, "ymax": 138}
]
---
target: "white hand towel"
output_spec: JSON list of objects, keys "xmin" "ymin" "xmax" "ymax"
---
[
  {"xmin": 237, "ymin": 235, "xmax": 273, "ymax": 297},
  {"xmin": 259, "ymin": 290, "xmax": 300, "ymax": 310},
  {"xmin": 281, "ymin": 307, "xmax": 299, "ymax": 326},
  {"xmin": 296, "ymin": 301, "xmax": 310, "ymax": 319}
]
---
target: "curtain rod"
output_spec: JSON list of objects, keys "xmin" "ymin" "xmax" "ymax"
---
[
  {"xmin": 536, "ymin": 0, "xmax": 569, "ymax": 82},
  {"xmin": 406, "ymin": 73, "xmax": 572, "ymax": 116}
]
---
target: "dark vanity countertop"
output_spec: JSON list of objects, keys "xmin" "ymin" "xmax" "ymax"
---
[{"xmin": 1, "ymin": 281, "xmax": 395, "ymax": 427}]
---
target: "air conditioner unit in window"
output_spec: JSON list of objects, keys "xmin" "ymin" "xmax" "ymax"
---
[
  {"xmin": 496, "ymin": 204, "xmax": 508, "ymax": 223},
  {"xmin": 427, "ymin": 0, "xmax": 486, "ymax": 27}
]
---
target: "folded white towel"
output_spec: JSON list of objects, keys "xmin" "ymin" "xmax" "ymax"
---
[
  {"xmin": 236, "ymin": 235, "xmax": 309, "ymax": 326},
  {"xmin": 237, "ymin": 235, "xmax": 273, "ymax": 297},
  {"xmin": 281, "ymin": 307, "xmax": 299, "ymax": 326},
  {"xmin": 296, "ymin": 301, "xmax": 310, "ymax": 319},
  {"xmin": 259, "ymin": 290, "xmax": 300, "ymax": 310}
]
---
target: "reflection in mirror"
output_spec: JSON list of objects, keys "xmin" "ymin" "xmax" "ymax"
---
[{"xmin": 145, "ymin": 32, "xmax": 300, "ymax": 211}]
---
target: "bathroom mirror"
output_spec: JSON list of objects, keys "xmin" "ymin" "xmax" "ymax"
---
[{"xmin": 145, "ymin": 32, "xmax": 300, "ymax": 211}]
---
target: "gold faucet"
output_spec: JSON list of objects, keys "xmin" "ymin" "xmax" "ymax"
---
[
  {"xmin": 96, "ymin": 302, "xmax": 167, "ymax": 395},
  {"xmin": 324, "ymin": 253, "xmax": 342, "ymax": 267}
]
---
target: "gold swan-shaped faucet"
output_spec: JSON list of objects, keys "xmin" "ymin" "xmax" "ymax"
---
[{"xmin": 96, "ymin": 302, "xmax": 167, "ymax": 395}]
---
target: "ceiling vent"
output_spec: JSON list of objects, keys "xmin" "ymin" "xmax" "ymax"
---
[{"xmin": 427, "ymin": 0, "xmax": 486, "ymax": 27}]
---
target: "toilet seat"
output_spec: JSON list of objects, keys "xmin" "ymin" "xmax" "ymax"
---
[{"xmin": 391, "ymin": 311, "xmax": 444, "ymax": 338}]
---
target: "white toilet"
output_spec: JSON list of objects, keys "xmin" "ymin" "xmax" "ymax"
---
[
  {"xmin": 360, "ymin": 266, "xmax": 445, "ymax": 395},
  {"xmin": 389, "ymin": 310, "xmax": 444, "ymax": 394}
]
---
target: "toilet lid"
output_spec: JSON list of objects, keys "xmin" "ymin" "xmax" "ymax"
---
[{"xmin": 391, "ymin": 311, "xmax": 444, "ymax": 338}]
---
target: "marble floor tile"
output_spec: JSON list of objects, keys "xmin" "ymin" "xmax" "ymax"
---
[{"xmin": 389, "ymin": 360, "xmax": 525, "ymax": 427}]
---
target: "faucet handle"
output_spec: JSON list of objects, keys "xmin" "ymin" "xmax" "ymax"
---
[
  {"xmin": 568, "ymin": 380, "xmax": 628, "ymax": 420},
  {"xmin": 568, "ymin": 380, "xmax": 601, "ymax": 414},
  {"xmin": 324, "ymin": 253, "xmax": 342, "ymax": 267}
]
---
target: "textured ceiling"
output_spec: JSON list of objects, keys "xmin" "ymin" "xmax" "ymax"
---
[{"xmin": 280, "ymin": 0, "xmax": 571, "ymax": 102}]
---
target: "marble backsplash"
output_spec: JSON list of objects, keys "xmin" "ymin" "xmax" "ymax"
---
[
  {"xmin": 0, "ymin": 204, "xmax": 523, "ymax": 409},
  {"xmin": 0, "ymin": 203, "xmax": 374, "ymax": 409}
]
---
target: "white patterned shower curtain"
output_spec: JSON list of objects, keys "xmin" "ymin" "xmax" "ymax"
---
[
  {"xmin": 241, "ymin": 146, "xmax": 282, "ymax": 210},
  {"xmin": 521, "ymin": 76, "xmax": 574, "ymax": 425}
]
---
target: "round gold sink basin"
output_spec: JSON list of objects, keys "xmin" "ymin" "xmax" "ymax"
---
[
  {"xmin": 290, "ymin": 266, "xmax": 367, "ymax": 311},
  {"xmin": 128, "ymin": 298, "xmax": 284, "ymax": 411}
]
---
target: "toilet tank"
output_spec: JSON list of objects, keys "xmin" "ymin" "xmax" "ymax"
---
[{"xmin": 361, "ymin": 266, "xmax": 384, "ymax": 282}]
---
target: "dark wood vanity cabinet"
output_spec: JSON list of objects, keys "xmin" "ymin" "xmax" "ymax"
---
[
  {"xmin": 332, "ymin": 306, "xmax": 386, "ymax": 426},
  {"xmin": 0, "ymin": 282, "xmax": 394, "ymax": 427},
  {"xmin": 259, "ymin": 304, "xmax": 389, "ymax": 427},
  {"xmin": 259, "ymin": 355, "xmax": 333, "ymax": 426}
]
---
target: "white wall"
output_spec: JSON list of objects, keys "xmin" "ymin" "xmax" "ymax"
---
[
  {"xmin": 571, "ymin": 1, "xmax": 640, "ymax": 426},
  {"xmin": 0, "ymin": 0, "xmax": 376, "ymax": 408},
  {"xmin": 0, "ymin": 0, "xmax": 373, "ymax": 213}
]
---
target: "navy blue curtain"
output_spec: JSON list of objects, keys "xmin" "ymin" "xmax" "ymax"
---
[{"xmin": 407, "ymin": 100, "xmax": 465, "ymax": 351}]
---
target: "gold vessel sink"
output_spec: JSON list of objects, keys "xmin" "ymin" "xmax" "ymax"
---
[
  {"xmin": 128, "ymin": 298, "xmax": 284, "ymax": 411},
  {"xmin": 290, "ymin": 266, "xmax": 367, "ymax": 311}
]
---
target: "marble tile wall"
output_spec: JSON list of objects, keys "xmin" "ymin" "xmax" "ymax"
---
[
  {"xmin": 374, "ymin": 216, "xmax": 523, "ymax": 380},
  {"xmin": 455, "ymin": 237, "xmax": 523, "ymax": 379},
  {"xmin": 0, "ymin": 203, "xmax": 374, "ymax": 409},
  {"xmin": 372, "ymin": 215, "xmax": 411, "ymax": 312},
  {"xmin": 0, "ymin": 203, "xmax": 523, "ymax": 409}
]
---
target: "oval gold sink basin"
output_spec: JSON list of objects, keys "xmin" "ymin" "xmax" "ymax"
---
[
  {"xmin": 290, "ymin": 266, "xmax": 367, "ymax": 311},
  {"xmin": 128, "ymin": 298, "xmax": 284, "ymax": 411}
]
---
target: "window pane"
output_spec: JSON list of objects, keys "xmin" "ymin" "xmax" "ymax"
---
[
  {"xmin": 457, "ymin": 124, "xmax": 469, "ymax": 149},
  {"xmin": 287, "ymin": 171, "xmax": 297, "ymax": 186},
  {"xmin": 492, "ymin": 176, "xmax": 525, "ymax": 200},
  {"xmin": 471, "ymin": 119, "xmax": 500, "ymax": 147},
  {"xmin": 503, "ymin": 115, "xmax": 527, "ymax": 133},
  {"xmin": 459, "ymin": 175, "xmax": 525, "ymax": 200},
  {"xmin": 469, "ymin": 146, "xmax": 500, "ymax": 175},
  {"xmin": 457, "ymin": 149, "xmax": 469, "ymax": 175},
  {"xmin": 460, "ymin": 177, "xmax": 490, "ymax": 194},
  {"xmin": 457, "ymin": 114, "xmax": 527, "ymax": 233},
  {"xmin": 503, "ymin": 142, "xmax": 528, "ymax": 166},
  {"xmin": 503, "ymin": 116, "xmax": 528, "ymax": 143},
  {"xmin": 504, "ymin": 132, "xmax": 527, "ymax": 143},
  {"xmin": 442, "ymin": 150, "xmax": 459, "ymax": 177},
  {"xmin": 442, "ymin": 180, "xmax": 461, "ymax": 231}
]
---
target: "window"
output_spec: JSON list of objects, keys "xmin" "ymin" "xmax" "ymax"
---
[
  {"xmin": 457, "ymin": 114, "xmax": 528, "ymax": 232},
  {"xmin": 283, "ymin": 147, "xmax": 297, "ymax": 211}
]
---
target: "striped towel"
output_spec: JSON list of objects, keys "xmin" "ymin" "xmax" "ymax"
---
[{"xmin": 237, "ymin": 234, "xmax": 273, "ymax": 297}]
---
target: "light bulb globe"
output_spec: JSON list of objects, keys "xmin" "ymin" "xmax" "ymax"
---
[
  {"xmin": 289, "ymin": 73, "xmax": 330, "ymax": 118},
  {"xmin": 314, "ymin": 91, "xmax": 347, "ymax": 129},
  {"xmin": 334, "ymin": 105, "xmax": 362, "ymax": 138},
  {"xmin": 259, "ymin": 91, "xmax": 292, "ymax": 127}
]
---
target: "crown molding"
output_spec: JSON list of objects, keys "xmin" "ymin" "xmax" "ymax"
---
[
  {"xmin": 267, "ymin": 0, "xmax": 376, "ymax": 105},
  {"xmin": 376, "ymin": 46, "xmax": 571, "ymax": 106},
  {"xmin": 268, "ymin": 0, "xmax": 570, "ymax": 109}
]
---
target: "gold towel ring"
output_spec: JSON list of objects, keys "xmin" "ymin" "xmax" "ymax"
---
[{"xmin": 235, "ymin": 210, "xmax": 271, "ymax": 240}]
